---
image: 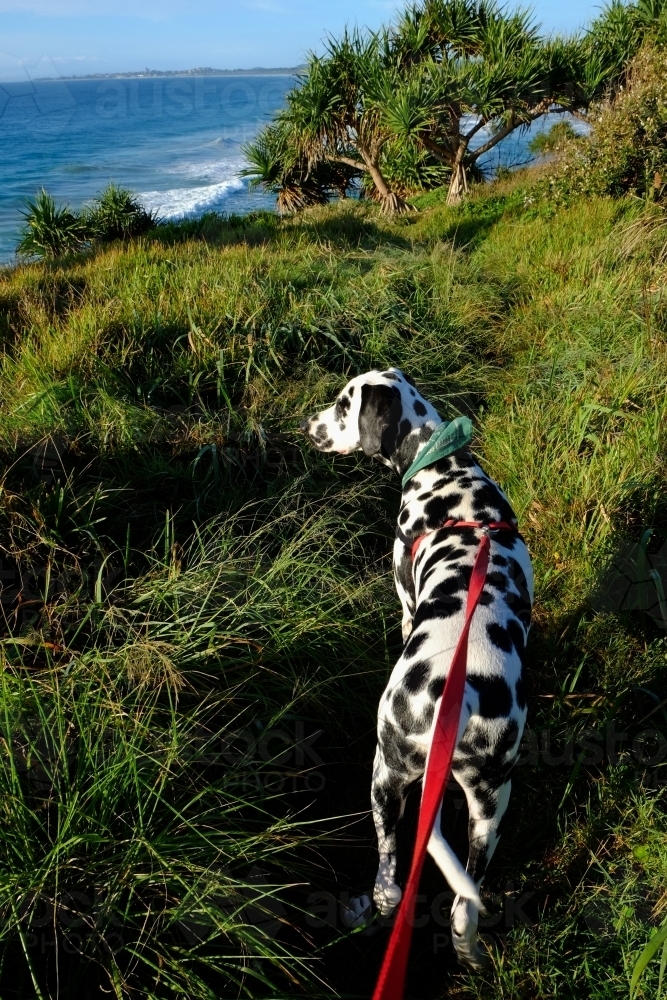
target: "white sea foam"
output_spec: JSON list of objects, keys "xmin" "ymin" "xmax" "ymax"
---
[
  {"xmin": 139, "ymin": 179, "xmax": 245, "ymax": 219},
  {"xmin": 138, "ymin": 156, "xmax": 248, "ymax": 219}
]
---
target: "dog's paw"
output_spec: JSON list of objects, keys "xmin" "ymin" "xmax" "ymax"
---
[
  {"xmin": 341, "ymin": 893, "xmax": 372, "ymax": 928},
  {"xmin": 373, "ymin": 881, "xmax": 402, "ymax": 916},
  {"xmin": 452, "ymin": 933, "xmax": 493, "ymax": 972}
]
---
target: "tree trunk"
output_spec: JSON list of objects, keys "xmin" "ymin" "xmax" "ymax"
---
[
  {"xmin": 446, "ymin": 160, "xmax": 468, "ymax": 206},
  {"xmin": 361, "ymin": 149, "xmax": 414, "ymax": 215}
]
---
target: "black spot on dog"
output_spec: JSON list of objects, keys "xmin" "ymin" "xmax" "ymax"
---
[
  {"xmin": 424, "ymin": 494, "xmax": 463, "ymax": 525},
  {"xmin": 495, "ymin": 533, "xmax": 519, "ymax": 552},
  {"xmin": 492, "ymin": 554, "xmax": 508, "ymax": 567},
  {"xmin": 410, "ymin": 389, "xmax": 416, "ymax": 397},
  {"xmin": 405, "ymin": 478, "xmax": 423, "ymax": 493},
  {"xmin": 478, "ymin": 589, "xmax": 495, "ymax": 606},
  {"xmin": 379, "ymin": 720, "xmax": 413, "ymax": 774},
  {"xmin": 449, "ymin": 526, "xmax": 480, "ymax": 547},
  {"xmin": 468, "ymin": 674, "xmax": 513, "ymax": 718},
  {"xmin": 404, "ymin": 659, "xmax": 430, "ymax": 693},
  {"xmin": 410, "ymin": 749, "xmax": 426, "ymax": 770},
  {"xmin": 373, "ymin": 779, "xmax": 404, "ymax": 827},
  {"xmin": 403, "ymin": 631, "xmax": 428, "ymax": 660},
  {"xmin": 430, "ymin": 458, "xmax": 455, "ymax": 477},
  {"xmin": 428, "ymin": 676, "xmax": 445, "ymax": 701},
  {"xmin": 515, "ymin": 672, "xmax": 526, "ymax": 710},
  {"xmin": 496, "ymin": 718, "xmax": 520, "ymax": 757},
  {"xmin": 432, "ymin": 574, "xmax": 466, "ymax": 599},
  {"xmin": 393, "ymin": 691, "xmax": 432, "ymax": 734},
  {"xmin": 506, "ymin": 618, "xmax": 526, "ymax": 659},
  {"xmin": 507, "ymin": 558, "xmax": 530, "ymax": 597},
  {"xmin": 396, "ymin": 418, "xmax": 413, "ymax": 450},
  {"xmin": 412, "ymin": 596, "xmax": 463, "ymax": 626},
  {"xmin": 399, "ymin": 508, "xmax": 410, "ymax": 525},
  {"xmin": 472, "ymin": 483, "xmax": 504, "ymax": 513},
  {"xmin": 487, "ymin": 622, "xmax": 513, "ymax": 653},
  {"xmin": 417, "ymin": 492, "xmax": 433, "ymax": 502},
  {"xmin": 335, "ymin": 395, "xmax": 351, "ymax": 418},
  {"xmin": 419, "ymin": 544, "xmax": 468, "ymax": 586},
  {"xmin": 382, "ymin": 371, "xmax": 400, "ymax": 381},
  {"xmin": 486, "ymin": 571, "xmax": 508, "ymax": 592},
  {"xmin": 314, "ymin": 423, "xmax": 328, "ymax": 441},
  {"xmin": 348, "ymin": 385, "xmax": 355, "ymax": 397},
  {"xmin": 414, "ymin": 400, "xmax": 427, "ymax": 417},
  {"xmin": 410, "ymin": 516, "xmax": 425, "ymax": 537}
]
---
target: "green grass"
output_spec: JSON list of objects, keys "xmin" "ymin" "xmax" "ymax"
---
[{"xmin": 1, "ymin": 173, "xmax": 667, "ymax": 997}]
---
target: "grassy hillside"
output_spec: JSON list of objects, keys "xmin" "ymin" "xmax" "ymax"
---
[{"xmin": 1, "ymin": 174, "xmax": 667, "ymax": 999}]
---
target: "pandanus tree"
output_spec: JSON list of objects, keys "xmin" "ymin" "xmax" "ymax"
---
[
  {"xmin": 379, "ymin": 0, "xmax": 592, "ymax": 204},
  {"xmin": 582, "ymin": 0, "xmax": 667, "ymax": 93},
  {"xmin": 244, "ymin": 0, "xmax": 650, "ymax": 213},
  {"xmin": 242, "ymin": 122, "xmax": 355, "ymax": 213},
  {"xmin": 244, "ymin": 32, "xmax": 416, "ymax": 213}
]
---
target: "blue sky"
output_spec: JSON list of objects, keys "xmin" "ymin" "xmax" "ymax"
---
[{"xmin": 0, "ymin": 0, "xmax": 606, "ymax": 81}]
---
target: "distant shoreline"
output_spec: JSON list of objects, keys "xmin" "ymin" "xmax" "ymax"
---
[{"xmin": 35, "ymin": 67, "xmax": 305, "ymax": 82}]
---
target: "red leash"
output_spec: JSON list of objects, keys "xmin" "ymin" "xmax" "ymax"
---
[{"xmin": 372, "ymin": 520, "xmax": 515, "ymax": 1000}]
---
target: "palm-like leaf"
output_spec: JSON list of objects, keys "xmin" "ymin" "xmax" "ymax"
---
[
  {"xmin": 17, "ymin": 189, "xmax": 87, "ymax": 259},
  {"xmin": 243, "ymin": 0, "xmax": 633, "ymax": 211}
]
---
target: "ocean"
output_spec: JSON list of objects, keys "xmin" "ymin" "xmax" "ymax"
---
[
  {"xmin": 0, "ymin": 75, "xmax": 293, "ymax": 263},
  {"xmin": 0, "ymin": 74, "xmax": 571, "ymax": 264}
]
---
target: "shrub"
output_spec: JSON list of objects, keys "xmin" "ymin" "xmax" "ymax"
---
[
  {"xmin": 528, "ymin": 120, "xmax": 578, "ymax": 156},
  {"xmin": 85, "ymin": 184, "xmax": 158, "ymax": 243},
  {"xmin": 545, "ymin": 44, "xmax": 667, "ymax": 202},
  {"xmin": 16, "ymin": 186, "xmax": 159, "ymax": 260},
  {"xmin": 16, "ymin": 189, "xmax": 87, "ymax": 259}
]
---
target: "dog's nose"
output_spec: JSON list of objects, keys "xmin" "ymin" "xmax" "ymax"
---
[{"xmin": 299, "ymin": 417, "xmax": 311, "ymax": 434}]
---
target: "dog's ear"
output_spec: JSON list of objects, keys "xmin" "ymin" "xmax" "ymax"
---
[{"xmin": 359, "ymin": 383, "xmax": 401, "ymax": 457}]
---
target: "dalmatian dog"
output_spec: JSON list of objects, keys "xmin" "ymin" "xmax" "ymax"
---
[{"xmin": 300, "ymin": 368, "xmax": 533, "ymax": 970}]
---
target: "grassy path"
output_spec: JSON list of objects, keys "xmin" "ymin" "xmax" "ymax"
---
[{"xmin": 0, "ymin": 175, "xmax": 666, "ymax": 997}]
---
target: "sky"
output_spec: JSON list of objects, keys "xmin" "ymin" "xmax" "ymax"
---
[{"xmin": 0, "ymin": 0, "xmax": 606, "ymax": 82}]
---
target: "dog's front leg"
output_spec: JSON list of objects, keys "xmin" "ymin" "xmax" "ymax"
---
[{"xmin": 393, "ymin": 538, "xmax": 415, "ymax": 643}]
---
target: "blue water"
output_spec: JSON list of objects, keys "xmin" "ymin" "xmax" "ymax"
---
[
  {"xmin": 0, "ymin": 73, "xmax": 578, "ymax": 264},
  {"xmin": 0, "ymin": 75, "xmax": 293, "ymax": 263}
]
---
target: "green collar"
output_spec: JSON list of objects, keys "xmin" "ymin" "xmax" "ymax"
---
[{"xmin": 401, "ymin": 416, "xmax": 473, "ymax": 490}]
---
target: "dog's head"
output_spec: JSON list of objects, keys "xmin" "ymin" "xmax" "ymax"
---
[{"xmin": 300, "ymin": 369, "xmax": 441, "ymax": 472}]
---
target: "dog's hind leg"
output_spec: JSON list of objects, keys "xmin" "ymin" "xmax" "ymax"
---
[
  {"xmin": 371, "ymin": 741, "xmax": 411, "ymax": 915},
  {"xmin": 448, "ymin": 733, "xmax": 517, "ymax": 970},
  {"xmin": 449, "ymin": 778, "xmax": 512, "ymax": 970}
]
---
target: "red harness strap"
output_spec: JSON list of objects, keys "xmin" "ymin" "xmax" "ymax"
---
[{"xmin": 373, "ymin": 519, "xmax": 517, "ymax": 1000}]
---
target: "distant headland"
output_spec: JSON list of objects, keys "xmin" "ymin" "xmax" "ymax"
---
[{"xmin": 36, "ymin": 66, "xmax": 305, "ymax": 82}]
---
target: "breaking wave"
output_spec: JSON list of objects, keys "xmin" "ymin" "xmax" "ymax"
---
[{"xmin": 138, "ymin": 157, "xmax": 247, "ymax": 219}]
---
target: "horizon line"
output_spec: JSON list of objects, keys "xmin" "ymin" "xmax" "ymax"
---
[{"xmin": 32, "ymin": 65, "xmax": 306, "ymax": 83}]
